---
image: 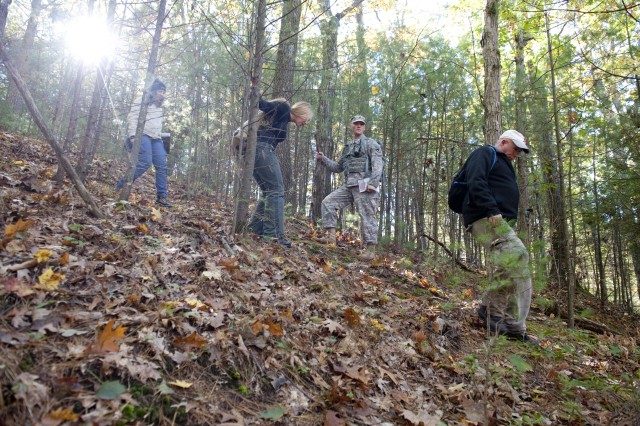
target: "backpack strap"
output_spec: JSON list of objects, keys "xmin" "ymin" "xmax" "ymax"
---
[{"xmin": 488, "ymin": 146, "xmax": 497, "ymax": 172}]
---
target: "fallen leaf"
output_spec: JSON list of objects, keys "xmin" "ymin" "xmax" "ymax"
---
[
  {"xmin": 185, "ymin": 298, "xmax": 208, "ymax": 310},
  {"xmin": 2, "ymin": 277, "xmax": 35, "ymax": 297},
  {"xmin": 202, "ymin": 268, "xmax": 222, "ymax": 280},
  {"xmin": 4, "ymin": 218, "xmax": 34, "ymax": 239},
  {"xmin": 174, "ymin": 332, "xmax": 209, "ymax": 352},
  {"xmin": 34, "ymin": 249, "xmax": 52, "ymax": 263},
  {"xmin": 168, "ymin": 380, "xmax": 193, "ymax": 388},
  {"xmin": 219, "ymin": 258, "xmax": 239, "ymax": 272},
  {"xmin": 60, "ymin": 251, "xmax": 70, "ymax": 265},
  {"xmin": 87, "ymin": 319, "xmax": 127, "ymax": 353},
  {"xmin": 259, "ymin": 405, "xmax": 286, "ymax": 420},
  {"xmin": 462, "ymin": 396, "xmax": 488, "ymax": 423},
  {"xmin": 157, "ymin": 380, "xmax": 175, "ymax": 395},
  {"xmin": 344, "ymin": 365, "xmax": 369, "ymax": 384},
  {"xmin": 46, "ymin": 406, "xmax": 79, "ymax": 421},
  {"xmin": 96, "ymin": 380, "xmax": 126, "ymax": 399},
  {"xmin": 322, "ymin": 319, "xmax": 344, "ymax": 334},
  {"xmin": 324, "ymin": 410, "xmax": 345, "ymax": 426},
  {"xmin": 343, "ymin": 307, "xmax": 361, "ymax": 328},
  {"xmin": 13, "ymin": 373, "xmax": 49, "ymax": 408},
  {"xmin": 35, "ymin": 269, "xmax": 64, "ymax": 291}
]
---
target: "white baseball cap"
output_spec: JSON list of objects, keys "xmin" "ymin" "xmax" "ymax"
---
[{"xmin": 499, "ymin": 129, "xmax": 530, "ymax": 153}]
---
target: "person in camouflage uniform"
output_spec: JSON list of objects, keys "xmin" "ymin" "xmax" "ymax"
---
[{"xmin": 314, "ymin": 115, "xmax": 384, "ymax": 254}]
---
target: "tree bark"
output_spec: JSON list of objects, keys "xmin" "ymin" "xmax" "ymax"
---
[{"xmin": 481, "ymin": 0, "xmax": 501, "ymax": 145}]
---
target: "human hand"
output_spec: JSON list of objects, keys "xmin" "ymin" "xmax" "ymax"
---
[
  {"xmin": 366, "ymin": 184, "xmax": 377, "ymax": 193},
  {"xmin": 488, "ymin": 214, "xmax": 503, "ymax": 226},
  {"xmin": 315, "ymin": 151, "xmax": 324, "ymax": 160}
]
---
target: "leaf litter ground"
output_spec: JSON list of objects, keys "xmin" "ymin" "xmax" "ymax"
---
[{"xmin": 0, "ymin": 132, "xmax": 639, "ymax": 425}]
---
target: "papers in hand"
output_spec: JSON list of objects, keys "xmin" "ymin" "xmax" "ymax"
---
[{"xmin": 358, "ymin": 178, "xmax": 379, "ymax": 193}]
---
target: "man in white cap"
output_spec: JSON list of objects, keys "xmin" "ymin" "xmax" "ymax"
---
[
  {"xmin": 315, "ymin": 115, "xmax": 384, "ymax": 259},
  {"xmin": 462, "ymin": 130, "xmax": 536, "ymax": 344}
]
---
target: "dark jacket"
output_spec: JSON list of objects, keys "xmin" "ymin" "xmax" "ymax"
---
[
  {"xmin": 462, "ymin": 145, "xmax": 519, "ymax": 227},
  {"xmin": 258, "ymin": 99, "xmax": 291, "ymax": 148}
]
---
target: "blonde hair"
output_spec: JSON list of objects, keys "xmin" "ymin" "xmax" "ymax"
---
[{"xmin": 291, "ymin": 101, "xmax": 314, "ymax": 122}]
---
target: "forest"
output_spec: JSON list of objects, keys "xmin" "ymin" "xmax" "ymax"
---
[{"xmin": 0, "ymin": 0, "xmax": 639, "ymax": 424}]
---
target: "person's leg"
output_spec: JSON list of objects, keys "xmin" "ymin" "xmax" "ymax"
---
[
  {"xmin": 116, "ymin": 136, "xmax": 152, "ymax": 189},
  {"xmin": 321, "ymin": 186, "xmax": 353, "ymax": 233},
  {"xmin": 248, "ymin": 199, "xmax": 265, "ymax": 235},
  {"xmin": 150, "ymin": 138, "xmax": 168, "ymax": 200},
  {"xmin": 471, "ymin": 218, "xmax": 532, "ymax": 333},
  {"xmin": 353, "ymin": 189, "xmax": 380, "ymax": 245},
  {"xmin": 252, "ymin": 144, "xmax": 283, "ymax": 239}
]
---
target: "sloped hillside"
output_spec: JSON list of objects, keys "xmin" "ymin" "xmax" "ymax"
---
[{"xmin": 0, "ymin": 132, "xmax": 639, "ymax": 425}]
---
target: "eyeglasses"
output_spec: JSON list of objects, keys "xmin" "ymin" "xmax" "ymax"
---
[{"xmin": 513, "ymin": 144, "xmax": 524, "ymax": 157}]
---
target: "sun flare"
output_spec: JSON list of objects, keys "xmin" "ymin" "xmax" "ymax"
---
[{"xmin": 64, "ymin": 16, "xmax": 116, "ymax": 64}]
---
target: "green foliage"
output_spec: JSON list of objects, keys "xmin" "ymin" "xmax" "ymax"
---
[
  {"xmin": 96, "ymin": 381, "xmax": 126, "ymax": 400},
  {"xmin": 509, "ymin": 354, "xmax": 533, "ymax": 373}
]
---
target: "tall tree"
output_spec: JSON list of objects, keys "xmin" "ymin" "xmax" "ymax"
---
[
  {"xmin": 233, "ymin": 0, "xmax": 266, "ymax": 234},
  {"xmin": 311, "ymin": 0, "xmax": 364, "ymax": 223},
  {"xmin": 118, "ymin": 0, "xmax": 167, "ymax": 200},
  {"xmin": 273, "ymin": 0, "xmax": 303, "ymax": 209},
  {"xmin": 481, "ymin": 0, "xmax": 501, "ymax": 144},
  {"xmin": 6, "ymin": 0, "xmax": 42, "ymax": 109},
  {"xmin": 544, "ymin": 10, "xmax": 574, "ymax": 326}
]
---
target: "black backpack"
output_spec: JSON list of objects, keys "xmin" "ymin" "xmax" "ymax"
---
[{"xmin": 448, "ymin": 146, "xmax": 497, "ymax": 214}]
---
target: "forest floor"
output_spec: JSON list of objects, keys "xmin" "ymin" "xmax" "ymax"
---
[{"xmin": 0, "ymin": 132, "xmax": 639, "ymax": 426}]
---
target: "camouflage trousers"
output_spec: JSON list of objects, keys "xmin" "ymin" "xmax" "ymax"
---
[
  {"xmin": 321, "ymin": 185, "xmax": 380, "ymax": 244},
  {"xmin": 470, "ymin": 218, "xmax": 532, "ymax": 333}
]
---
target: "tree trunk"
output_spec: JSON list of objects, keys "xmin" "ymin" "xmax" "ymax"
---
[
  {"xmin": 119, "ymin": 0, "xmax": 167, "ymax": 201},
  {"xmin": 273, "ymin": 0, "xmax": 302, "ymax": 210},
  {"xmin": 7, "ymin": 0, "xmax": 42, "ymax": 109},
  {"xmin": 515, "ymin": 29, "xmax": 531, "ymax": 244},
  {"xmin": 545, "ymin": 11, "xmax": 574, "ymax": 327},
  {"xmin": 55, "ymin": 63, "xmax": 85, "ymax": 186},
  {"xmin": 0, "ymin": 0, "xmax": 11, "ymax": 39},
  {"xmin": 233, "ymin": 0, "xmax": 266, "ymax": 234},
  {"xmin": 481, "ymin": 0, "xmax": 501, "ymax": 145}
]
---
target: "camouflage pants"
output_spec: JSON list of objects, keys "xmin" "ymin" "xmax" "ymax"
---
[
  {"xmin": 470, "ymin": 218, "xmax": 532, "ymax": 333},
  {"xmin": 321, "ymin": 185, "xmax": 380, "ymax": 244}
]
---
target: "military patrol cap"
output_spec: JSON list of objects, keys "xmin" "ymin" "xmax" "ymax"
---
[{"xmin": 351, "ymin": 115, "xmax": 366, "ymax": 124}]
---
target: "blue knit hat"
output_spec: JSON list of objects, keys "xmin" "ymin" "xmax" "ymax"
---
[{"xmin": 150, "ymin": 78, "xmax": 166, "ymax": 92}]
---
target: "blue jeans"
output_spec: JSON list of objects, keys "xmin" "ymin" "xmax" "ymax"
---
[
  {"xmin": 248, "ymin": 142, "xmax": 285, "ymax": 239},
  {"xmin": 117, "ymin": 135, "xmax": 168, "ymax": 199}
]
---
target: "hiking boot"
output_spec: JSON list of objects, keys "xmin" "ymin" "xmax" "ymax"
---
[
  {"xmin": 502, "ymin": 331, "xmax": 539, "ymax": 345},
  {"xmin": 277, "ymin": 238, "xmax": 292, "ymax": 248},
  {"xmin": 477, "ymin": 305, "xmax": 510, "ymax": 334},
  {"xmin": 156, "ymin": 197, "xmax": 173, "ymax": 208}
]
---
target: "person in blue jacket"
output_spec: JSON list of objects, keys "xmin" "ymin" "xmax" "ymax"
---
[
  {"xmin": 247, "ymin": 96, "xmax": 313, "ymax": 248},
  {"xmin": 463, "ymin": 130, "xmax": 536, "ymax": 344}
]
